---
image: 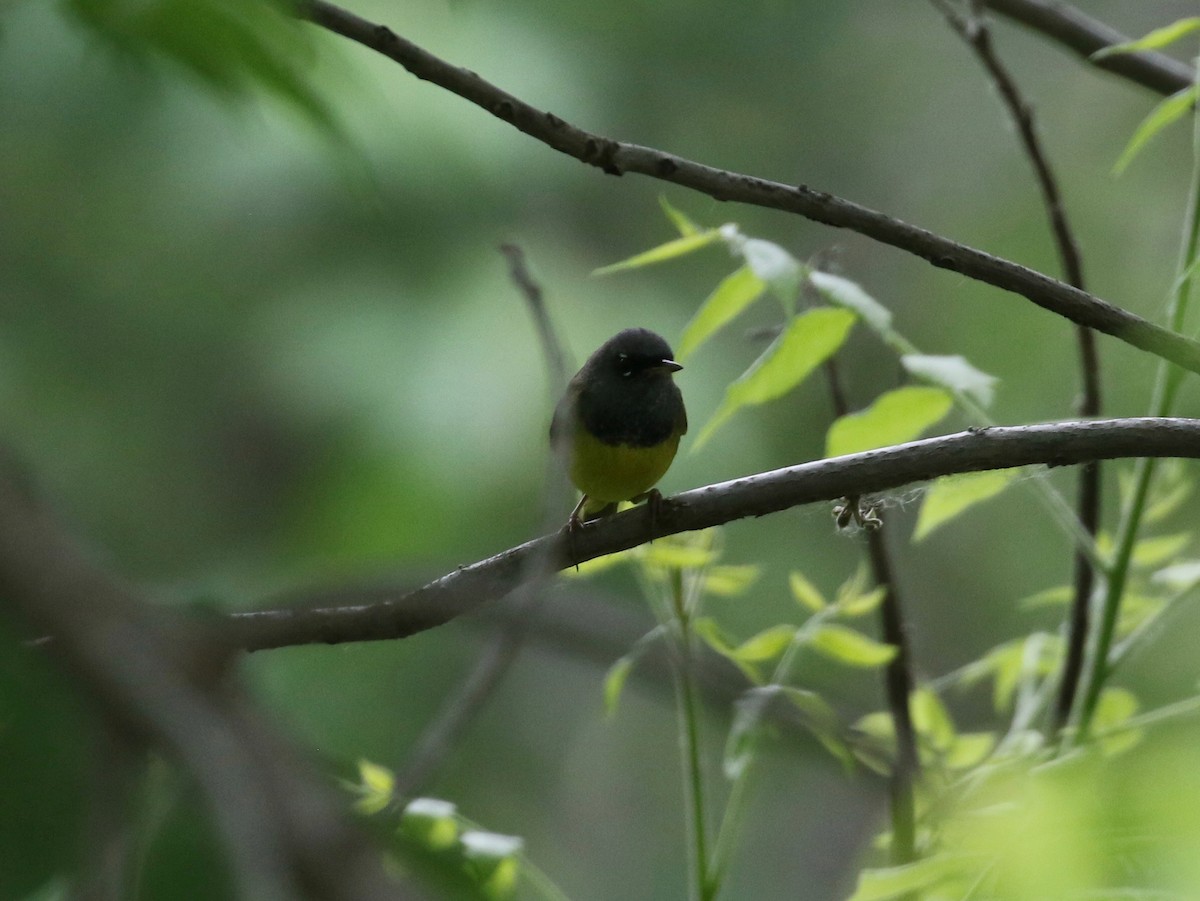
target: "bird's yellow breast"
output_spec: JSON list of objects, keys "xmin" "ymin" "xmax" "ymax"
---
[{"xmin": 568, "ymin": 426, "xmax": 681, "ymax": 504}]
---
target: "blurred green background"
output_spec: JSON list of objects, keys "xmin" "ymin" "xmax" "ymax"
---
[{"xmin": 1, "ymin": 0, "xmax": 1198, "ymax": 898}]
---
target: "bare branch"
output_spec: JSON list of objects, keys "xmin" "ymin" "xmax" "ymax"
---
[
  {"xmin": 985, "ymin": 0, "xmax": 1195, "ymax": 96},
  {"xmin": 299, "ymin": 1, "xmax": 1200, "ymax": 377},
  {"xmin": 0, "ymin": 460, "xmax": 418, "ymax": 900},
  {"xmin": 228, "ymin": 417, "xmax": 1200, "ymax": 652}
]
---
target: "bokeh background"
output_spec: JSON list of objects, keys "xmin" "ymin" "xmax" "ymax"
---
[{"xmin": 1, "ymin": 1, "xmax": 1198, "ymax": 898}]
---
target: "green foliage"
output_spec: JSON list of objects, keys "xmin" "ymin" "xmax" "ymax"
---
[
  {"xmin": 63, "ymin": 0, "xmax": 338, "ymax": 130},
  {"xmin": 695, "ymin": 306, "xmax": 856, "ymax": 448},
  {"xmin": 913, "ymin": 468, "xmax": 1020, "ymax": 541},
  {"xmin": 825, "ymin": 386, "xmax": 952, "ymax": 457},
  {"xmin": 1112, "ymin": 85, "xmax": 1200, "ymax": 175},
  {"xmin": 346, "ymin": 761, "xmax": 567, "ymax": 901}
]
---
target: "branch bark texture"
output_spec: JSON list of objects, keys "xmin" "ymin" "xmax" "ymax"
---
[
  {"xmin": 300, "ymin": 1, "xmax": 1200, "ymax": 377},
  {"xmin": 229, "ymin": 418, "xmax": 1200, "ymax": 652}
]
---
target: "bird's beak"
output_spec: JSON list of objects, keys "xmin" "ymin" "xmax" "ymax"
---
[{"xmin": 658, "ymin": 359, "xmax": 684, "ymax": 373}]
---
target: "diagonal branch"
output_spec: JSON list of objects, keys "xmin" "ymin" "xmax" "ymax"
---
[
  {"xmin": 0, "ymin": 458, "xmax": 418, "ymax": 900},
  {"xmin": 228, "ymin": 417, "xmax": 1200, "ymax": 653},
  {"xmin": 984, "ymin": 0, "xmax": 1195, "ymax": 96},
  {"xmin": 299, "ymin": 1, "xmax": 1200, "ymax": 377}
]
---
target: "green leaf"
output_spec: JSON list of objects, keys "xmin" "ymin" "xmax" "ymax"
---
[
  {"xmin": 1018, "ymin": 585, "xmax": 1073, "ymax": 609},
  {"xmin": 703, "ymin": 563, "xmax": 761, "ymax": 597},
  {"xmin": 911, "ymin": 687, "xmax": 956, "ymax": 752},
  {"xmin": 401, "ymin": 797, "xmax": 460, "ymax": 850},
  {"xmin": 694, "ymin": 617, "xmax": 762, "ymax": 683},
  {"xmin": 67, "ymin": 0, "xmax": 340, "ymax": 133},
  {"xmin": 603, "ymin": 656, "xmax": 635, "ymax": 718},
  {"xmin": 731, "ymin": 624, "xmax": 797, "ymax": 663},
  {"xmin": 846, "ymin": 854, "xmax": 975, "ymax": 901},
  {"xmin": 945, "ymin": 732, "xmax": 996, "ymax": 769},
  {"xmin": 659, "ymin": 195, "xmax": 702, "ymax": 236},
  {"xmin": 781, "ymin": 687, "xmax": 854, "ymax": 768},
  {"xmin": 839, "ymin": 586, "xmax": 886, "ymax": 617},
  {"xmin": 808, "ymin": 624, "xmax": 897, "ymax": 667},
  {"xmin": 825, "ymin": 386, "xmax": 952, "ymax": 457},
  {"xmin": 1094, "ymin": 687, "xmax": 1142, "ymax": 756},
  {"xmin": 1113, "ymin": 85, "xmax": 1199, "ymax": 176},
  {"xmin": 564, "ymin": 547, "xmax": 637, "ymax": 578},
  {"xmin": 678, "ymin": 266, "xmax": 766, "ymax": 361},
  {"xmin": 738, "ymin": 239, "xmax": 803, "ymax": 305},
  {"xmin": 789, "ymin": 570, "xmax": 827, "ymax": 612},
  {"xmin": 808, "ymin": 271, "xmax": 893, "ymax": 331},
  {"xmin": 1131, "ymin": 532, "xmax": 1191, "ymax": 567},
  {"xmin": 913, "ymin": 468, "xmax": 1020, "ymax": 541},
  {"xmin": 352, "ymin": 758, "xmax": 395, "ymax": 815},
  {"xmin": 694, "ymin": 307, "xmax": 856, "ymax": 449},
  {"xmin": 901, "ymin": 354, "xmax": 998, "ymax": 407},
  {"xmin": 640, "ymin": 539, "xmax": 719, "ymax": 571},
  {"xmin": 592, "ymin": 230, "xmax": 722, "ymax": 276},
  {"xmin": 1091, "ymin": 17, "xmax": 1200, "ymax": 58}
]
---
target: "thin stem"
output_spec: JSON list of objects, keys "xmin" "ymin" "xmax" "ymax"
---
[
  {"xmin": 868, "ymin": 529, "xmax": 918, "ymax": 866},
  {"xmin": 669, "ymin": 567, "xmax": 712, "ymax": 901},
  {"xmin": 930, "ymin": 0, "xmax": 1102, "ymax": 735},
  {"xmin": 823, "ymin": 357, "xmax": 917, "ymax": 865},
  {"xmin": 1075, "ymin": 62, "xmax": 1200, "ymax": 739}
]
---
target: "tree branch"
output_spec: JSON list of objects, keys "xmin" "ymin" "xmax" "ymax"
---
[
  {"xmin": 228, "ymin": 417, "xmax": 1200, "ymax": 652},
  {"xmin": 299, "ymin": 1, "xmax": 1200, "ymax": 377},
  {"xmin": 0, "ymin": 458, "xmax": 418, "ymax": 900},
  {"xmin": 984, "ymin": 0, "xmax": 1195, "ymax": 96}
]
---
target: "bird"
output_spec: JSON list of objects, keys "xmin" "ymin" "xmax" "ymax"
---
[{"xmin": 550, "ymin": 328, "xmax": 688, "ymax": 530}]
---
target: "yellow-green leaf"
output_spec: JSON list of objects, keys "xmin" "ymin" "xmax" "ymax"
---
[
  {"xmin": 809, "ymin": 624, "xmax": 897, "ymax": 667},
  {"xmin": 808, "ymin": 270, "xmax": 892, "ymax": 332},
  {"xmin": 825, "ymin": 386, "xmax": 952, "ymax": 458},
  {"xmin": 401, "ymin": 798, "xmax": 459, "ymax": 849},
  {"xmin": 592, "ymin": 230, "xmax": 722, "ymax": 276},
  {"xmin": 1094, "ymin": 687, "xmax": 1142, "ymax": 756},
  {"xmin": 789, "ymin": 571, "xmax": 827, "ymax": 612},
  {"xmin": 659, "ymin": 195, "xmax": 702, "ymax": 236},
  {"xmin": 564, "ymin": 547, "xmax": 637, "ymax": 578},
  {"xmin": 639, "ymin": 541, "xmax": 719, "ymax": 571},
  {"xmin": 603, "ymin": 656, "xmax": 634, "ymax": 718},
  {"xmin": 703, "ymin": 564, "xmax": 761, "ymax": 597},
  {"xmin": 732, "ymin": 624, "xmax": 797, "ymax": 663},
  {"xmin": 839, "ymin": 586, "xmax": 886, "ymax": 617},
  {"xmin": 1113, "ymin": 85, "xmax": 1199, "ymax": 176},
  {"xmin": 1091, "ymin": 17, "xmax": 1200, "ymax": 59},
  {"xmin": 910, "ymin": 687, "xmax": 955, "ymax": 751},
  {"xmin": 913, "ymin": 468, "xmax": 1020, "ymax": 542},
  {"xmin": 695, "ymin": 307, "xmax": 856, "ymax": 449},
  {"xmin": 945, "ymin": 732, "xmax": 996, "ymax": 769},
  {"xmin": 847, "ymin": 854, "xmax": 975, "ymax": 901},
  {"xmin": 1131, "ymin": 532, "xmax": 1190, "ymax": 567},
  {"xmin": 678, "ymin": 266, "xmax": 766, "ymax": 360}
]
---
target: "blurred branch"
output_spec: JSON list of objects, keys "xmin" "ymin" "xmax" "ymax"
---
[
  {"xmin": 984, "ymin": 0, "xmax": 1195, "ymax": 96},
  {"xmin": 0, "ymin": 458, "xmax": 417, "ymax": 901},
  {"xmin": 299, "ymin": 1, "xmax": 1200, "ymax": 377},
  {"xmin": 932, "ymin": 0, "xmax": 1100, "ymax": 738},
  {"xmin": 228, "ymin": 417, "xmax": 1200, "ymax": 651}
]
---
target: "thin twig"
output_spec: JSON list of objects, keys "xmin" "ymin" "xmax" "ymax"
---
[
  {"xmin": 224, "ymin": 417, "xmax": 1200, "ymax": 652},
  {"xmin": 932, "ymin": 0, "xmax": 1100, "ymax": 741},
  {"xmin": 298, "ymin": 1, "xmax": 1200, "ymax": 377},
  {"xmin": 822, "ymin": 356, "xmax": 918, "ymax": 867}
]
